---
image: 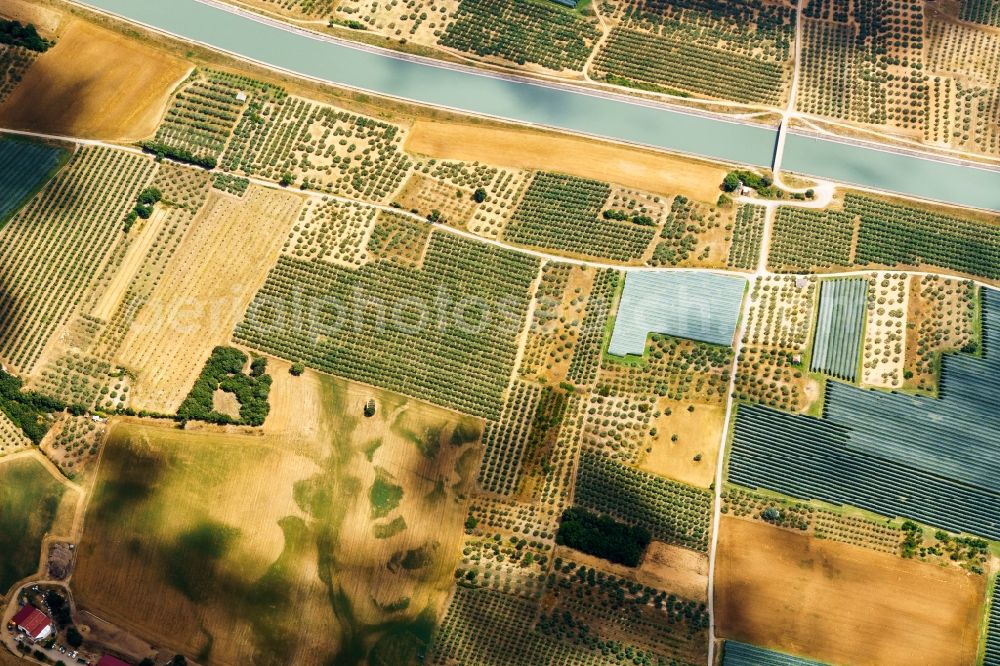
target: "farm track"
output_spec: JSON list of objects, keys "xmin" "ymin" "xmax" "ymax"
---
[{"xmin": 2, "ymin": 118, "xmax": 1000, "ymax": 666}]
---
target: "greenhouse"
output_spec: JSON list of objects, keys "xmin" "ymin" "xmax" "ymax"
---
[
  {"xmin": 730, "ymin": 289, "xmax": 1000, "ymax": 539},
  {"xmin": 608, "ymin": 271, "xmax": 745, "ymax": 356},
  {"xmin": 723, "ymin": 641, "xmax": 826, "ymax": 666},
  {"xmin": 809, "ymin": 277, "xmax": 867, "ymax": 381}
]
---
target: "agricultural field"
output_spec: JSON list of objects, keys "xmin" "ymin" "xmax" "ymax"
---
[
  {"xmin": 477, "ymin": 381, "xmax": 554, "ymax": 497},
  {"xmin": 594, "ymin": 0, "xmax": 792, "ymax": 104},
  {"xmin": 153, "ymin": 69, "xmax": 276, "ymax": 164},
  {"xmin": 735, "ymin": 274, "xmax": 817, "ymax": 414},
  {"xmin": 0, "ymin": 455, "xmax": 76, "ymax": 594},
  {"xmin": 118, "ymin": 185, "xmax": 302, "ymax": 413},
  {"xmin": 73, "ymin": 370, "xmax": 482, "ymax": 665},
  {"xmin": 743, "ymin": 275, "xmax": 816, "ymax": 353},
  {"xmin": 769, "ymin": 193, "xmax": 1000, "ymax": 281},
  {"xmin": 235, "ymin": 231, "xmax": 539, "ymax": 419},
  {"xmin": 729, "ymin": 288, "xmax": 1000, "ymax": 540},
  {"xmin": 503, "ymin": 172, "xmax": 654, "ymax": 263},
  {"xmin": 716, "ymin": 517, "xmax": 985, "ymax": 666},
  {"xmin": 647, "ymin": 195, "xmax": 732, "ymax": 268},
  {"xmin": 221, "ymin": 91, "xmax": 412, "ymax": 203},
  {"xmin": 608, "ymin": 271, "xmax": 746, "ymax": 355},
  {"xmin": 721, "ymin": 486, "xmax": 902, "ymax": 555},
  {"xmin": 599, "ymin": 335, "xmax": 734, "ymax": 404},
  {"xmin": 440, "ymin": 0, "xmax": 599, "ymax": 72},
  {"xmin": 283, "ymin": 197, "xmax": 376, "ymax": 267},
  {"xmin": 727, "ymin": 204, "xmax": 766, "ymax": 270},
  {"xmin": 574, "ymin": 452, "xmax": 713, "ymax": 552},
  {"xmin": 0, "ymin": 19, "xmax": 188, "ymax": 140},
  {"xmin": 986, "ymin": 576, "xmax": 1000, "ymax": 666},
  {"xmin": 431, "ymin": 575, "xmax": 705, "ymax": 666},
  {"xmin": 851, "ymin": 193, "xmax": 1000, "ymax": 281},
  {"xmin": 3, "ymin": 6, "xmax": 1000, "ymax": 666},
  {"xmin": 723, "ymin": 641, "xmax": 825, "ymax": 666},
  {"xmin": 809, "ymin": 278, "xmax": 868, "ymax": 381},
  {"xmin": 520, "ymin": 263, "xmax": 597, "ymax": 386},
  {"xmin": 0, "ymin": 44, "xmax": 36, "ymax": 105},
  {"xmin": 0, "ymin": 410, "xmax": 30, "ymax": 457},
  {"xmin": 797, "ymin": 0, "xmax": 1000, "ymax": 156},
  {"xmin": 0, "ymin": 146, "xmax": 154, "ymax": 375},
  {"xmin": 366, "ymin": 209, "xmax": 430, "ymax": 267},
  {"xmin": 768, "ymin": 205, "xmax": 854, "ymax": 272},
  {"xmin": 0, "ymin": 136, "xmax": 64, "ymax": 223},
  {"xmin": 29, "ymin": 164, "xmax": 213, "ymax": 411},
  {"xmin": 903, "ymin": 275, "xmax": 977, "ymax": 394},
  {"xmin": 861, "ymin": 272, "xmax": 908, "ymax": 388},
  {"xmin": 397, "ymin": 158, "xmax": 525, "ymax": 240},
  {"xmin": 40, "ymin": 413, "xmax": 106, "ymax": 480}
]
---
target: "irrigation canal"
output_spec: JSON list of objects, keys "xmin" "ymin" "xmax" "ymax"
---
[{"xmin": 79, "ymin": 0, "xmax": 1000, "ymax": 212}]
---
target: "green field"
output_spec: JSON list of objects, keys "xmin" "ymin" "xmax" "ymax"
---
[{"xmin": 0, "ymin": 456, "xmax": 68, "ymax": 593}]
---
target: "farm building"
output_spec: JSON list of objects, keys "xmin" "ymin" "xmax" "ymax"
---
[
  {"xmin": 97, "ymin": 655, "xmax": 134, "ymax": 666},
  {"xmin": 9, "ymin": 605, "xmax": 53, "ymax": 641}
]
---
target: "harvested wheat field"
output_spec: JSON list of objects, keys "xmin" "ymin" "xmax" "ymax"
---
[
  {"xmin": 72, "ymin": 370, "xmax": 482, "ymax": 665},
  {"xmin": 0, "ymin": 19, "xmax": 188, "ymax": 140},
  {"xmin": 406, "ymin": 121, "xmax": 726, "ymax": 203},
  {"xmin": 715, "ymin": 517, "xmax": 985, "ymax": 666},
  {"xmin": 117, "ymin": 186, "xmax": 302, "ymax": 413}
]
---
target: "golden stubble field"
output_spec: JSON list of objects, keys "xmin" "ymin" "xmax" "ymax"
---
[
  {"xmin": 72, "ymin": 366, "xmax": 483, "ymax": 665},
  {"xmin": 715, "ymin": 517, "xmax": 986, "ymax": 666},
  {"xmin": 406, "ymin": 121, "xmax": 728, "ymax": 203},
  {"xmin": 0, "ymin": 18, "xmax": 189, "ymax": 140},
  {"xmin": 117, "ymin": 186, "xmax": 303, "ymax": 413}
]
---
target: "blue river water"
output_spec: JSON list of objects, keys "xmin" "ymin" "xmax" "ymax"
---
[{"xmin": 80, "ymin": 0, "xmax": 1000, "ymax": 212}]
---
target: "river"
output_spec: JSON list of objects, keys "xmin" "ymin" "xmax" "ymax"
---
[{"xmin": 78, "ymin": 0, "xmax": 1000, "ymax": 212}]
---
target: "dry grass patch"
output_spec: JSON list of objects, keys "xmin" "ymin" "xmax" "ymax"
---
[
  {"xmin": 639, "ymin": 541, "xmax": 708, "ymax": 601},
  {"xmin": 118, "ymin": 186, "xmax": 302, "ymax": 413},
  {"xmin": 0, "ymin": 0, "xmax": 62, "ymax": 34},
  {"xmin": 397, "ymin": 173, "xmax": 478, "ymax": 227},
  {"xmin": 406, "ymin": 121, "xmax": 726, "ymax": 203},
  {"xmin": 0, "ymin": 19, "xmax": 189, "ymax": 141},
  {"xmin": 715, "ymin": 516, "xmax": 986, "ymax": 666},
  {"xmin": 638, "ymin": 400, "xmax": 723, "ymax": 488}
]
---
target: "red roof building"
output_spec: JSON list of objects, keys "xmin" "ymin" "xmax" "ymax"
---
[
  {"xmin": 97, "ymin": 656, "xmax": 134, "ymax": 666},
  {"xmin": 10, "ymin": 605, "xmax": 53, "ymax": 641}
]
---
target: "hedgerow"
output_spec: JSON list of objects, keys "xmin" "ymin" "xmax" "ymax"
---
[
  {"xmin": 556, "ymin": 507, "xmax": 651, "ymax": 567},
  {"xmin": 0, "ymin": 19, "xmax": 51, "ymax": 52},
  {"xmin": 0, "ymin": 369, "xmax": 66, "ymax": 444},
  {"xmin": 177, "ymin": 346, "xmax": 271, "ymax": 426}
]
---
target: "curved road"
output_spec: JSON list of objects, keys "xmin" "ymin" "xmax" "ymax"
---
[{"xmin": 74, "ymin": 0, "xmax": 1000, "ymax": 212}]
